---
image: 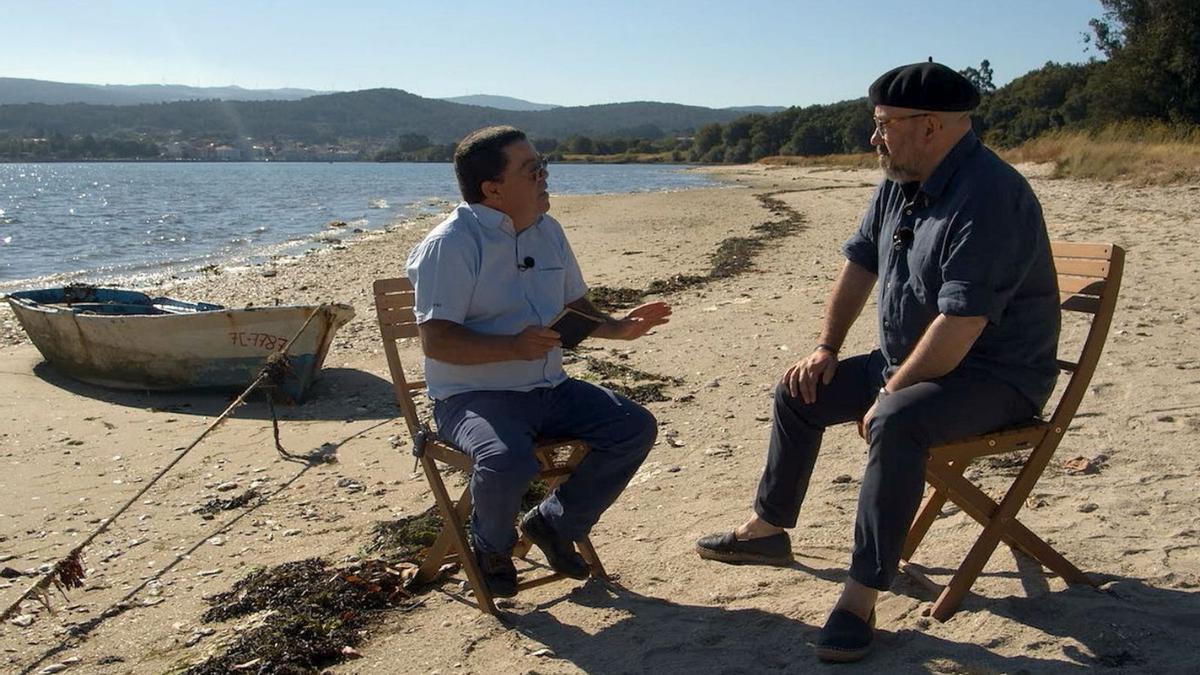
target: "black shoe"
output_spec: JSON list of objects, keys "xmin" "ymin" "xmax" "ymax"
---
[
  {"xmin": 474, "ymin": 548, "xmax": 518, "ymax": 598},
  {"xmin": 519, "ymin": 509, "xmax": 591, "ymax": 580},
  {"xmin": 814, "ymin": 608, "xmax": 876, "ymax": 663},
  {"xmin": 695, "ymin": 531, "xmax": 794, "ymax": 566}
]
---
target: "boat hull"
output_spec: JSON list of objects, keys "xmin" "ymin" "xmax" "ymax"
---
[{"xmin": 6, "ymin": 288, "xmax": 354, "ymax": 401}]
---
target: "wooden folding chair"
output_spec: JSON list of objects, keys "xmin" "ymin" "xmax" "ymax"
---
[
  {"xmin": 899, "ymin": 241, "xmax": 1125, "ymax": 621},
  {"xmin": 373, "ymin": 277, "xmax": 608, "ymax": 615}
]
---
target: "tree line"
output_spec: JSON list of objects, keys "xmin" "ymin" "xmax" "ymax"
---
[{"xmin": 677, "ymin": 0, "xmax": 1199, "ymax": 162}]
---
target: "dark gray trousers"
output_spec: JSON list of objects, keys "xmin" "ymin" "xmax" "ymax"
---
[{"xmin": 755, "ymin": 350, "xmax": 1036, "ymax": 590}]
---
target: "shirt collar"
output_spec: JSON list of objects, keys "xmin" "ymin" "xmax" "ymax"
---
[
  {"xmin": 919, "ymin": 130, "xmax": 981, "ymax": 203},
  {"xmin": 464, "ymin": 202, "xmax": 543, "ymax": 234}
]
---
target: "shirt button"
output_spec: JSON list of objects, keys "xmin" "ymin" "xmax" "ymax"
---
[
  {"xmin": 891, "ymin": 357, "xmax": 899, "ymax": 365},
  {"xmin": 904, "ymin": 209, "xmax": 912, "ymax": 216},
  {"xmin": 883, "ymin": 319, "xmax": 890, "ymax": 327}
]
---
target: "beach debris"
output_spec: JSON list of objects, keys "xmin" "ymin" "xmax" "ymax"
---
[
  {"xmin": 832, "ymin": 474, "xmax": 854, "ymax": 484},
  {"xmin": 1078, "ymin": 502, "xmax": 1100, "ymax": 513},
  {"xmin": 1062, "ymin": 455, "xmax": 1106, "ymax": 475},
  {"xmin": 580, "ymin": 356, "xmax": 682, "ymax": 403},
  {"xmin": 195, "ymin": 489, "xmax": 261, "ymax": 517},
  {"xmin": 530, "ymin": 648, "xmax": 556, "ymax": 658},
  {"xmin": 186, "ymin": 557, "xmax": 416, "ymax": 675},
  {"xmin": 591, "ymin": 191, "xmax": 805, "ymax": 312},
  {"xmin": 37, "ymin": 664, "xmax": 68, "ymax": 674},
  {"xmin": 215, "ymin": 481, "xmax": 239, "ymax": 492},
  {"xmin": 327, "ymin": 219, "xmax": 349, "ymax": 228},
  {"xmin": 1, "ymin": 567, "xmax": 22, "ymax": 579},
  {"xmin": 10, "ymin": 614, "xmax": 34, "ymax": 627}
]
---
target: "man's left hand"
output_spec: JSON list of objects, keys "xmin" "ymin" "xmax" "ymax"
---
[
  {"xmin": 606, "ymin": 302, "xmax": 672, "ymax": 340},
  {"xmin": 858, "ymin": 400, "xmax": 879, "ymax": 443}
]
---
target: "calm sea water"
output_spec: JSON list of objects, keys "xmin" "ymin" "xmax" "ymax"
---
[{"xmin": 0, "ymin": 162, "xmax": 716, "ymax": 288}]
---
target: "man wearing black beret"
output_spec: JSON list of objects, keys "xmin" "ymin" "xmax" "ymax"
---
[{"xmin": 697, "ymin": 61, "xmax": 1059, "ymax": 662}]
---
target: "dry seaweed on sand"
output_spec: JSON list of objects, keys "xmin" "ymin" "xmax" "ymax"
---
[
  {"xmin": 195, "ymin": 489, "xmax": 262, "ymax": 517},
  {"xmin": 189, "ymin": 557, "xmax": 414, "ymax": 675},
  {"xmin": 589, "ymin": 191, "xmax": 806, "ymax": 307}
]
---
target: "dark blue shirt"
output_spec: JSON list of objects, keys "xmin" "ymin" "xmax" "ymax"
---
[{"xmin": 843, "ymin": 131, "xmax": 1060, "ymax": 410}]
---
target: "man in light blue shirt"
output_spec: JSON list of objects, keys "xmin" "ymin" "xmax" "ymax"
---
[{"xmin": 406, "ymin": 126, "xmax": 671, "ymax": 598}]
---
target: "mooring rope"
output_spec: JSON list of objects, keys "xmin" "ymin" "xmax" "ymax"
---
[{"xmin": 1, "ymin": 304, "xmax": 331, "ymax": 624}]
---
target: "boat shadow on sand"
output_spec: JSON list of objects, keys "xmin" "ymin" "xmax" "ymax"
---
[{"xmin": 31, "ymin": 363, "xmax": 398, "ymax": 422}]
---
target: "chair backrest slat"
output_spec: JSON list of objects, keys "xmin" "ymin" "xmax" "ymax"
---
[
  {"xmin": 373, "ymin": 277, "xmax": 426, "ymax": 438},
  {"xmin": 1048, "ymin": 241, "xmax": 1125, "ymax": 429},
  {"xmin": 1055, "ymin": 257, "xmax": 1110, "ymax": 278}
]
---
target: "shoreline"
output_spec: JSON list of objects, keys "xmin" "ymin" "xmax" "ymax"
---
[{"xmin": 2, "ymin": 164, "xmax": 1199, "ymax": 673}]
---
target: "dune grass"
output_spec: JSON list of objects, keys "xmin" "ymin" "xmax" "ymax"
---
[
  {"xmin": 998, "ymin": 123, "xmax": 1200, "ymax": 184},
  {"xmin": 759, "ymin": 122, "xmax": 1200, "ymax": 185}
]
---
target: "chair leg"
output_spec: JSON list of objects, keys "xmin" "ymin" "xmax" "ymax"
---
[
  {"xmin": 415, "ymin": 484, "xmax": 471, "ymax": 584},
  {"xmin": 419, "ymin": 455, "xmax": 496, "ymax": 614},
  {"xmin": 577, "ymin": 536, "xmax": 609, "ymax": 580},
  {"xmin": 936, "ymin": 467, "xmax": 1093, "ymax": 587},
  {"xmin": 901, "ymin": 460, "xmax": 962, "ymax": 561}
]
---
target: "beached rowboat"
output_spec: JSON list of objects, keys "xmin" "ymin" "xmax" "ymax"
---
[{"xmin": 5, "ymin": 286, "xmax": 354, "ymax": 401}]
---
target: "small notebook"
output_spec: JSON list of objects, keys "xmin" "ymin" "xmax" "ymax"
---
[{"xmin": 548, "ymin": 307, "xmax": 605, "ymax": 349}]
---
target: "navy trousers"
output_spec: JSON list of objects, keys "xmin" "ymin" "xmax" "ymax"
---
[
  {"xmin": 755, "ymin": 350, "xmax": 1036, "ymax": 590},
  {"xmin": 433, "ymin": 378, "xmax": 657, "ymax": 555}
]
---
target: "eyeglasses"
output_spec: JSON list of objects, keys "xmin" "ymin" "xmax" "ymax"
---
[
  {"xmin": 873, "ymin": 113, "xmax": 932, "ymax": 137},
  {"xmin": 524, "ymin": 156, "xmax": 549, "ymax": 181}
]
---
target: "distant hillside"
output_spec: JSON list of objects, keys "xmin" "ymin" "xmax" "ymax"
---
[
  {"xmin": 441, "ymin": 94, "xmax": 559, "ymax": 111},
  {"xmin": 0, "ymin": 88, "xmax": 746, "ymax": 142},
  {"xmin": 723, "ymin": 105, "xmax": 786, "ymax": 114},
  {"xmin": 0, "ymin": 78, "xmax": 329, "ymax": 105}
]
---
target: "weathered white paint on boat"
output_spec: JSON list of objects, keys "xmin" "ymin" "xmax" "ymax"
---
[{"xmin": 6, "ymin": 287, "xmax": 354, "ymax": 401}]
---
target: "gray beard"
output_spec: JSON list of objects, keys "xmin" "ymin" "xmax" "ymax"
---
[{"xmin": 878, "ymin": 152, "xmax": 920, "ymax": 183}]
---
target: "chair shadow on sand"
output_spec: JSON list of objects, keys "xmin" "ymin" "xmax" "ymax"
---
[
  {"xmin": 31, "ymin": 362, "xmax": 397, "ymax": 422},
  {"xmin": 498, "ymin": 559, "xmax": 1199, "ymax": 673}
]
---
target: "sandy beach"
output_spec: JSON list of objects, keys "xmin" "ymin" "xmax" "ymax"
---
[{"xmin": 1, "ymin": 163, "xmax": 1198, "ymax": 674}]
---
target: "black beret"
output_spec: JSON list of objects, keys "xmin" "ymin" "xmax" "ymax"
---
[{"xmin": 868, "ymin": 62, "xmax": 980, "ymax": 112}]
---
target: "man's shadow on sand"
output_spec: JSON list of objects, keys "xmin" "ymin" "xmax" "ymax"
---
[
  {"xmin": 500, "ymin": 559, "xmax": 1199, "ymax": 673},
  {"xmin": 31, "ymin": 362, "xmax": 398, "ymax": 422}
]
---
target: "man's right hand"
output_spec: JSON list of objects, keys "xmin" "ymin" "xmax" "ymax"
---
[
  {"xmin": 510, "ymin": 326, "xmax": 562, "ymax": 360},
  {"xmin": 781, "ymin": 347, "xmax": 839, "ymax": 403}
]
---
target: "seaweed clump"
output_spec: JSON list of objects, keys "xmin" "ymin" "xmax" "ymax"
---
[
  {"xmin": 588, "ymin": 191, "xmax": 806, "ymax": 310},
  {"xmin": 187, "ymin": 557, "xmax": 414, "ymax": 674},
  {"xmin": 582, "ymin": 356, "xmax": 683, "ymax": 403}
]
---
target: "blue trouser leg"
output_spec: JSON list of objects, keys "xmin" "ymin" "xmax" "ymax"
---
[
  {"xmin": 433, "ymin": 390, "xmax": 542, "ymax": 554},
  {"xmin": 433, "ymin": 379, "xmax": 657, "ymax": 554},
  {"xmin": 537, "ymin": 379, "xmax": 658, "ymax": 541},
  {"xmin": 755, "ymin": 350, "xmax": 1036, "ymax": 590}
]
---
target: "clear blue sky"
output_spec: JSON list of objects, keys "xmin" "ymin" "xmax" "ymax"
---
[{"xmin": 5, "ymin": 0, "xmax": 1106, "ymax": 108}]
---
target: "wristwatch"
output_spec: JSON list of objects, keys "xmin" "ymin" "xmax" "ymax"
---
[{"xmin": 816, "ymin": 343, "xmax": 839, "ymax": 355}]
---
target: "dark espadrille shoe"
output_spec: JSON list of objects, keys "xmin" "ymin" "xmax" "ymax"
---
[
  {"xmin": 520, "ymin": 508, "xmax": 590, "ymax": 580},
  {"xmin": 814, "ymin": 608, "xmax": 876, "ymax": 663},
  {"xmin": 475, "ymin": 549, "xmax": 518, "ymax": 598},
  {"xmin": 694, "ymin": 531, "xmax": 794, "ymax": 566}
]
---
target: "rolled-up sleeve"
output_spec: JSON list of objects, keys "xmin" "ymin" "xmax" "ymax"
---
[
  {"xmin": 938, "ymin": 194, "xmax": 1038, "ymax": 324},
  {"xmin": 405, "ymin": 234, "xmax": 477, "ymax": 324},
  {"xmin": 843, "ymin": 184, "xmax": 883, "ymax": 274}
]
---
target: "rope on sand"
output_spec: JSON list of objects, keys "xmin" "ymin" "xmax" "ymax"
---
[{"xmin": 0, "ymin": 304, "xmax": 331, "ymax": 625}]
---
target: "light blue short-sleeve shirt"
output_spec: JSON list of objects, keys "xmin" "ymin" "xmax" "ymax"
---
[{"xmin": 405, "ymin": 203, "xmax": 589, "ymax": 400}]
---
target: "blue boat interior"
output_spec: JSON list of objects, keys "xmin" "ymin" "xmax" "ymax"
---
[{"xmin": 7, "ymin": 287, "xmax": 224, "ymax": 315}]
